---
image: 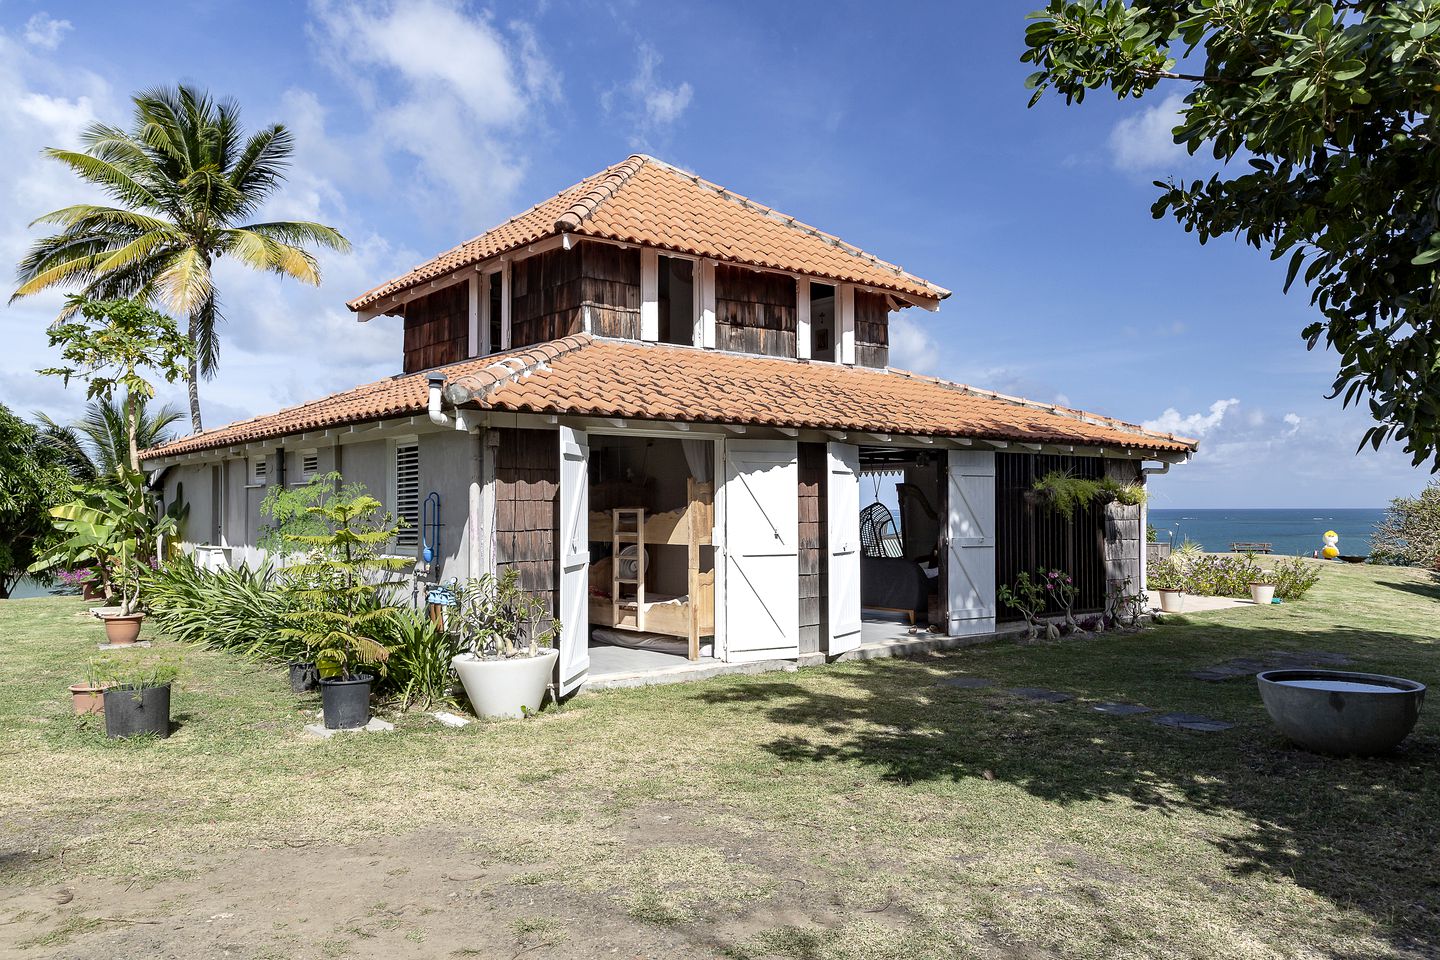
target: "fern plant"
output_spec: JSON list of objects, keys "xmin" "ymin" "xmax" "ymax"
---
[{"xmin": 280, "ymin": 495, "xmax": 410, "ymax": 679}]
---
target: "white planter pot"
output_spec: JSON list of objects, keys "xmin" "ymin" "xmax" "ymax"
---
[
  {"xmin": 1249, "ymin": 583, "xmax": 1276, "ymax": 605},
  {"xmin": 1157, "ymin": 589, "xmax": 1185, "ymax": 613},
  {"xmin": 451, "ymin": 648, "xmax": 558, "ymax": 719}
]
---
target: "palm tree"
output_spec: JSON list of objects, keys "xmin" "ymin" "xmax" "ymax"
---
[
  {"xmin": 35, "ymin": 395, "xmax": 185, "ymax": 480},
  {"xmin": 11, "ymin": 84, "xmax": 349, "ymax": 432}
]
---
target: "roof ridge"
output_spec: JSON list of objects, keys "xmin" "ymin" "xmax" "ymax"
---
[
  {"xmin": 553, "ymin": 155, "xmax": 649, "ymax": 232},
  {"xmin": 633, "ymin": 156, "xmax": 945, "ymax": 296},
  {"xmin": 444, "ymin": 334, "xmax": 593, "ymax": 404}
]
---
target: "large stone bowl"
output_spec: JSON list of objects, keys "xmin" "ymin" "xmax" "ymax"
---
[{"xmin": 1257, "ymin": 669, "xmax": 1426, "ymax": 755}]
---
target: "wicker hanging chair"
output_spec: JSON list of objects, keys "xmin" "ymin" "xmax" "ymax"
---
[{"xmin": 859, "ymin": 502, "xmax": 904, "ymax": 558}]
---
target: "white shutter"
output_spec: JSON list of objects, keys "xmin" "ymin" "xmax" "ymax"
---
[
  {"xmin": 723, "ymin": 440, "xmax": 799, "ymax": 662},
  {"xmin": 826, "ymin": 442, "xmax": 862, "ymax": 655},
  {"xmin": 946, "ymin": 450, "xmax": 996, "ymax": 636},
  {"xmin": 394, "ymin": 443, "xmax": 420, "ymax": 548},
  {"xmin": 558, "ymin": 426, "xmax": 590, "ymax": 695}
]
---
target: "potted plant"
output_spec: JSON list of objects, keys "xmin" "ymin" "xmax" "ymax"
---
[
  {"xmin": 101, "ymin": 663, "xmax": 178, "ymax": 738},
  {"xmin": 998, "ymin": 571, "xmax": 1048, "ymax": 641},
  {"xmin": 1249, "ymin": 569, "xmax": 1278, "ymax": 606},
  {"xmin": 68, "ymin": 663, "xmax": 114, "ymax": 715},
  {"xmin": 1041, "ymin": 568, "xmax": 1084, "ymax": 633},
  {"xmin": 450, "ymin": 569, "xmax": 561, "ymax": 719},
  {"xmin": 280, "ymin": 494, "xmax": 409, "ymax": 729},
  {"xmin": 1149, "ymin": 559, "xmax": 1186, "ymax": 613}
]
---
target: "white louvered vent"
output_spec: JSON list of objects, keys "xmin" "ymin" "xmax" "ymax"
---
[
  {"xmin": 394, "ymin": 443, "xmax": 420, "ymax": 548},
  {"xmin": 300, "ymin": 451, "xmax": 319, "ymax": 480},
  {"xmin": 250, "ymin": 455, "xmax": 268, "ymax": 485}
]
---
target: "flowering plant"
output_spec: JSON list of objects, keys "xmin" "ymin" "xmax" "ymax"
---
[
  {"xmin": 55, "ymin": 567, "xmax": 95, "ymax": 587},
  {"xmin": 1041, "ymin": 568, "xmax": 1083, "ymax": 633}
]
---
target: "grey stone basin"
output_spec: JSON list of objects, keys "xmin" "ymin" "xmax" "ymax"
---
[{"xmin": 1257, "ymin": 669, "xmax": 1425, "ymax": 755}]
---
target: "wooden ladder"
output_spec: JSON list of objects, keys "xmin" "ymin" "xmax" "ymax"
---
[{"xmin": 612, "ymin": 507, "xmax": 645, "ymax": 631}]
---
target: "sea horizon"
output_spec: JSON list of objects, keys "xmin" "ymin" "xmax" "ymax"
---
[{"xmin": 1148, "ymin": 506, "xmax": 1384, "ymax": 557}]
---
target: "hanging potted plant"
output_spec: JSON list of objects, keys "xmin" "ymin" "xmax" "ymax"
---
[
  {"xmin": 280, "ymin": 494, "xmax": 409, "ymax": 729},
  {"xmin": 1150, "ymin": 559, "xmax": 1186, "ymax": 613},
  {"xmin": 101, "ymin": 663, "xmax": 178, "ymax": 739},
  {"xmin": 1249, "ymin": 569, "xmax": 1278, "ymax": 606},
  {"xmin": 451, "ymin": 569, "xmax": 560, "ymax": 719}
]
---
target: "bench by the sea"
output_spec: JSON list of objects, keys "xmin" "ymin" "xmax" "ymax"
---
[{"xmin": 1230, "ymin": 541, "xmax": 1273, "ymax": 554}]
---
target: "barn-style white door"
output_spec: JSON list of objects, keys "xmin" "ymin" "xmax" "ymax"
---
[
  {"xmin": 558, "ymin": 426, "xmax": 590, "ymax": 695},
  {"xmin": 946, "ymin": 449, "xmax": 996, "ymax": 636},
  {"xmin": 724, "ymin": 440, "xmax": 799, "ymax": 662},
  {"xmin": 826, "ymin": 442, "xmax": 862, "ymax": 655}
]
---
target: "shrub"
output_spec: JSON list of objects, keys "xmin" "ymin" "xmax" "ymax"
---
[
  {"xmin": 999, "ymin": 571, "xmax": 1048, "ymax": 640},
  {"xmin": 1172, "ymin": 553, "xmax": 1262, "ymax": 597},
  {"xmin": 1273, "ymin": 557, "xmax": 1322, "ymax": 600},
  {"xmin": 143, "ymin": 553, "xmax": 304, "ymax": 662},
  {"xmin": 380, "ymin": 610, "xmax": 467, "ymax": 708},
  {"xmin": 1148, "ymin": 558, "xmax": 1183, "ymax": 591},
  {"xmin": 1372, "ymin": 480, "xmax": 1440, "ymax": 569},
  {"xmin": 257, "ymin": 471, "xmax": 368, "ymax": 556}
]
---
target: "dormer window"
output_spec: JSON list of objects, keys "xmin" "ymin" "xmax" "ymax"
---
[
  {"xmin": 658, "ymin": 255, "xmax": 696, "ymax": 346},
  {"xmin": 809, "ymin": 283, "xmax": 836, "ymax": 362}
]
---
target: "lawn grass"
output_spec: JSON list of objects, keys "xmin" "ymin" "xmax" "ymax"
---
[{"xmin": 1, "ymin": 561, "xmax": 1436, "ymax": 959}]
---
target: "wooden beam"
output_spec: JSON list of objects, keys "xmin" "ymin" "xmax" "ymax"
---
[
  {"xmin": 824, "ymin": 430, "xmax": 847, "ymax": 441},
  {"xmin": 776, "ymin": 427, "xmax": 799, "ymax": 437},
  {"xmin": 1019, "ymin": 442, "xmax": 1043, "ymax": 451},
  {"xmin": 724, "ymin": 424, "xmax": 747, "ymax": 434}
]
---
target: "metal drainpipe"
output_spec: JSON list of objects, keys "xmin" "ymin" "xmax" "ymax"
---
[
  {"xmin": 428, "ymin": 374, "xmax": 451, "ymax": 426},
  {"xmin": 1137, "ymin": 455, "xmax": 1191, "ymax": 598}
]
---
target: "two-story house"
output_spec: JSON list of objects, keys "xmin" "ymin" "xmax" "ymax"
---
[{"xmin": 141, "ymin": 155, "xmax": 1196, "ymax": 694}]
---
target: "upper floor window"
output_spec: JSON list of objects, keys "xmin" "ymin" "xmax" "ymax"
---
[
  {"xmin": 809, "ymin": 282, "xmax": 836, "ymax": 362},
  {"xmin": 486, "ymin": 271, "xmax": 503, "ymax": 354},
  {"xmin": 658, "ymin": 255, "xmax": 695, "ymax": 346}
]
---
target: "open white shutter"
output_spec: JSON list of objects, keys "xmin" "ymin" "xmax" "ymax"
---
[
  {"xmin": 558, "ymin": 426, "xmax": 590, "ymax": 695},
  {"xmin": 826, "ymin": 442, "xmax": 862, "ymax": 655},
  {"xmin": 723, "ymin": 440, "xmax": 799, "ymax": 662},
  {"xmin": 946, "ymin": 450, "xmax": 996, "ymax": 636}
]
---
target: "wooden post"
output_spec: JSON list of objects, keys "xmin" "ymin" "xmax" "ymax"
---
[{"xmin": 687, "ymin": 478, "xmax": 702, "ymax": 660}]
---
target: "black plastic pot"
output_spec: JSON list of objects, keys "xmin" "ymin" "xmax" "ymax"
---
[
  {"xmin": 288, "ymin": 661, "xmax": 319, "ymax": 694},
  {"xmin": 103, "ymin": 684, "xmax": 172, "ymax": 739},
  {"xmin": 319, "ymin": 674, "xmax": 373, "ymax": 730}
]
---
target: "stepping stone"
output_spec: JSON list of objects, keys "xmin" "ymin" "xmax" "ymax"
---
[
  {"xmin": 96, "ymin": 641, "xmax": 153, "ymax": 650},
  {"xmin": 1005, "ymin": 687, "xmax": 1074, "ymax": 703},
  {"xmin": 1150, "ymin": 712, "xmax": 1234, "ymax": 733},
  {"xmin": 302, "ymin": 717, "xmax": 395, "ymax": 739},
  {"xmin": 432, "ymin": 710, "xmax": 473, "ymax": 728},
  {"xmin": 1091, "ymin": 702, "xmax": 1153, "ymax": 716},
  {"xmin": 938, "ymin": 677, "xmax": 995, "ymax": 689}
]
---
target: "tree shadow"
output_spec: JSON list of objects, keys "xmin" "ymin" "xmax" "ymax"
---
[
  {"xmin": 686, "ymin": 622, "xmax": 1440, "ymax": 952},
  {"xmin": 1379, "ymin": 576, "xmax": 1440, "ymax": 602}
]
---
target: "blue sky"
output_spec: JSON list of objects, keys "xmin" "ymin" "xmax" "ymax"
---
[{"xmin": 0, "ymin": 0, "xmax": 1427, "ymax": 508}]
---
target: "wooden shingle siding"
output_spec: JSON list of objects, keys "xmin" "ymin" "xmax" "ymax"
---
[
  {"xmin": 854, "ymin": 290, "xmax": 890, "ymax": 369},
  {"xmin": 402, "ymin": 283, "xmax": 468, "ymax": 372},
  {"xmin": 715, "ymin": 264, "xmax": 797, "ymax": 357},
  {"xmin": 995, "ymin": 453, "xmax": 1106, "ymax": 620},
  {"xmin": 797, "ymin": 443, "xmax": 827, "ymax": 655},
  {"xmin": 511, "ymin": 247, "xmax": 586, "ymax": 348},
  {"xmin": 580, "ymin": 242, "xmax": 641, "ymax": 339},
  {"xmin": 494, "ymin": 428, "xmax": 560, "ymax": 620}
]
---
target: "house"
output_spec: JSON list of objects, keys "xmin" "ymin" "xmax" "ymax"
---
[{"xmin": 140, "ymin": 155, "xmax": 1197, "ymax": 694}]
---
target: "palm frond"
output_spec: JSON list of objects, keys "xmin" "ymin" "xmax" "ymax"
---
[
  {"xmin": 30, "ymin": 204, "xmax": 175, "ymax": 235},
  {"xmin": 239, "ymin": 220, "xmax": 350, "ymax": 253},
  {"xmin": 154, "ymin": 246, "xmax": 214, "ymax": 315},
  {"xmin": 41, "ymin": 149, "xmax": 161, "ymax": 210}
]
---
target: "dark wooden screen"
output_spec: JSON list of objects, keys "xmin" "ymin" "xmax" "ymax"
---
[
  {"xmin": 402, "ymin": 283, "xmax": 467, "ymax": 372},
  {"xmin": 510, "ymin": 247, "xmax": 585, "ymax": 348},
  {"xmin": 580, "ymin": 242, "xmax": 641, "ymax": 338},
  {"xmin": 854, "ymin": 291, "xmax": 890, "ymax": 369},
  {"xmin": 715, "ymin": 264, "xmax": 797, "ymax": 357},
  {"xmin": 494, "ymin": 428, "xmax": 559, "ymax": 619},
  {"xmin": 995, "ymin": 453, "xmax": 1106, "ymax": 620},
  {"xmin": 797, "ymin": 443, "xmax": 827, "ymax": 655}
]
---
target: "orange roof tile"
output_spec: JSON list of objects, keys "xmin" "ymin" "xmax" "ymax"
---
[
  {"xmin": 348, "ymin": 156, "xmax": 949, "ymax": 311},
  {"xmin": 143, "ymin": 337, "xmax": 1196, "ymax": 460}
]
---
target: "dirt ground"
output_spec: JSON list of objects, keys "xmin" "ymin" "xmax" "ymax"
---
[{"xmin": 2, "ymin": 803, "xmax": 963, "ymax": 960}]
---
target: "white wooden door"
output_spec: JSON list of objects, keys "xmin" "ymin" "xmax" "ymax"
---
[
  {"xmin": 826, "ymin": 442, "xmax": 862, "ymax": 655},
  {"xmin": 946, "ymin": 449, "xmax": 996, "ymax": 636},
  {"xmin": 558, "ymin": 426, "xmax": 590, "ymax": 695},
  {"xmin": 724, "ymin": 440, "xmax": 799, "ymax": 662}
]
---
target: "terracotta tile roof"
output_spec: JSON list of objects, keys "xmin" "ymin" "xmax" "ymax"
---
[
  {"xmin": 348, "ymin": 155, "xmax": 949, "ymax": 311},
  {"xmin": 143, "ymin": 337, "xmax": 1196, "ymax": 460}
]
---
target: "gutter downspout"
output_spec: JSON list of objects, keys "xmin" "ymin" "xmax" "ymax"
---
[
  {"xmin": 1137, "ymin": 454, "xmax": 1191, "ymax": 597},
  {"xmin": 428, "ymin": 374, "xmax": 451, "ymax": 427}
]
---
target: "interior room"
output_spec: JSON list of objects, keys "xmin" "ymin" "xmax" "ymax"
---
[
  {"xmin": 586, "ymin": 434, "xmax": 718, "ymax": 679},
  {"xmin": 857, "ymin": 447, "xmax": 945, "ymax": 642},
  {"xmin": 810, "ymin": 282, "xmax": 836, "ymax": 361}
]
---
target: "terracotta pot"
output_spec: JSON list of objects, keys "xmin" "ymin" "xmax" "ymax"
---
[
  {"xmin": 81, "ymin": 581, "xmax": 104, "ymax": 602},
  {"xmin": 101, "ymin": 613, "xmax": 145, "ymax": 645},
  {"xmin": 69, "ymin": 682, "xmax": 112, "ymax": 715}
]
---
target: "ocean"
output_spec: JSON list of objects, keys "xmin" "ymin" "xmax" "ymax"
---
[{"xmin": 1148, "ymin": 508, "xmax": 1385, "ymax": 558}]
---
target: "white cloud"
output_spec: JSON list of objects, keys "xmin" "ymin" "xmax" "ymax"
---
[
  {"xmin": 603, "ymin": 42, "xmax": 693, "ymax": 150},
  {"xmin": 1109, "ymin": 92, "xmax": 1191, "ymax": 172},
  {"xmin": 1283, "ymin": 412, "xmax": 1302, "ymax": 435},
  {"xmin": 887, "ymin": 313, "xmax": 938, "ymax": 373},
  {"xmin": 1143, "ymin": 397, "xmax": 1238, "ymax": 439},
  {"xmin": 307, "ymin": 0, "xmax": 559, "ymax": 228},
  {"xmin": 23, "ymin": 13, "xmax": 72, "ymax": 50}
]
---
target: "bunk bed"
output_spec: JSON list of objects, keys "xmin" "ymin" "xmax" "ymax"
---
[{"xmin": 588, "ymin": 479, "xmax": 715, "ymax": 660}]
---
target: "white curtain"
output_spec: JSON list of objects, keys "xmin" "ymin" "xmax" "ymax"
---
[{"xmin": 681, "ymin": 439, "xmax": 713, "ymax": 482}]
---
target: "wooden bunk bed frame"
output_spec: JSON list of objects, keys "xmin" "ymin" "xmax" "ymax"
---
[{"xmin": 588, "ymin": 479, "xmax": 714, "ymax": 660}]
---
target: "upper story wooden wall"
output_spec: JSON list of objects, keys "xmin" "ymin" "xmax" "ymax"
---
[
  {"xmin": 716, "ymin": 265, "xmax": 797, "ymax": 358},
  {"xmin": 402, "ymin": 282, "xmax": 467, "ymax": 373},
  {"xmin": 855, "ymin": 291, "xmax": 890, "ymax": 369}
]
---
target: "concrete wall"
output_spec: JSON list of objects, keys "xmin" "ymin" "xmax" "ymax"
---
[
  {"xmin": 162, "ymin": 430, "xmax": 478, "ymax": 583},
  {"xmin": 1103, "ymin": 460, "xmax": 1144, "ymax": 597}
]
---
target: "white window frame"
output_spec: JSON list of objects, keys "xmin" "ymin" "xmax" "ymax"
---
[
  {"xmin": 248, "ymin": 454, "xmax": 269, "ymax": 486},
  {"xmin": 296, "ymin": 449, "xmax": 319, "ymax": 484},
  {"xmin": 390, "ymin": 438, "xmax": 421, "ymax": 550},
  {"xmin": 642, "ymin": 250, "xmax": 705, "ymax": 347}
]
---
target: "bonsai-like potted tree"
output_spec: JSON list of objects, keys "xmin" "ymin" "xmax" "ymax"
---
[
  {"xmin": 1149, "ymin": 559, "xmax": 1186, "ymax": 613},
  {"xmin": 998, "ymin": 571, "xmax": 1049, "ymax": 641},
  {"xmin": 280, "ymin": 494, "xmax": 409, "ymax": 729},
  {"xmin": 1249, "ymin": 569, "xmax": 1278, "ymax": 606},
  {"xmin": 450, "ymin": 569, "xmax": 560, "ymax": 719},
  {"xmin": 100, "ymin": 662, "xmax": 178, "ymax": 738}
]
